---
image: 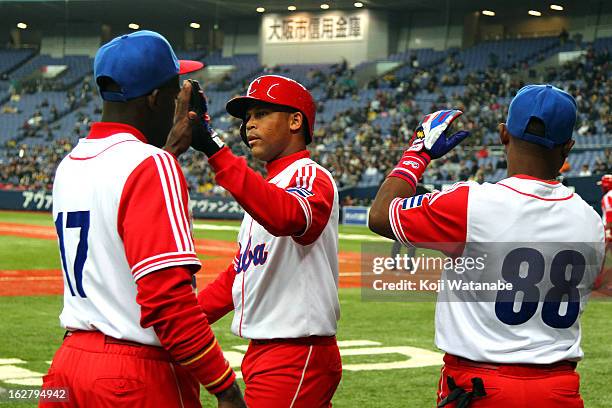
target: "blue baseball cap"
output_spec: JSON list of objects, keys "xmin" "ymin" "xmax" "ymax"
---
[
  {"xmin": 506, "ymin": 84, "xmax": 577, "ymax": 149},
  {"xmin": 94, "ymin": 30, "xmax": 204, "ymax": 102}
]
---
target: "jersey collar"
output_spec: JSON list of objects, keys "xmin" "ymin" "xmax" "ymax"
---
[
  {"xmin": 86, "ymin": 122, "xmax": 148, "ymax": 143},
  {"xmin": 498, "ymin": 174, "xmax": 573, "ymax": 201},
  {"xmin": 510, "ymin": 174, "xmax": 560, "ymax": 185},
  {"xmin": 265, "ymin": 150, "xmax": 310, "ymax": 180}
]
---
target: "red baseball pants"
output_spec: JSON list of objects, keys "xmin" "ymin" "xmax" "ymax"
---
[
  {"xmin": 437, "ymin": 354, "xmax": 583, "ymax": 408},
  {"xmin": 39, "ymin": 331, "xmax": 200, "ymax": 408},
  {"xmin": 241, "ymin": 336, "xmax": 342, "ymax": 408}
]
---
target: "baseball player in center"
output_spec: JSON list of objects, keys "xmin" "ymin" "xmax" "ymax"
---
[
  {"xmin": 184, "ymin": 75, "xmax": 342, "ymax": 407},
  {"xmin": 368, "ymin": 85, "xmax": 605, "ymax": 407}
]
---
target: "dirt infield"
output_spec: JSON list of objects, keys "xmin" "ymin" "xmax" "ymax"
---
[{"xmin": 0, "ymin": 222, "xmax": 362, "ymax": 296}]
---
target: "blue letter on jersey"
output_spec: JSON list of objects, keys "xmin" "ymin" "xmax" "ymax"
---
[
  {"xmin": 236, "ymin": 236, "xmax": 269, "ymax": 273},
  {"xmin": 55, "ymin": 211, "xmax": 90, "ymax": 298}
]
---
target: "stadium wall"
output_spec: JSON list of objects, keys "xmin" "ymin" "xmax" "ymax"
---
[
  {"xmin": 1, "ymin": 177, "xmax": 602, "ymax": 219},
  {"xmin": 222, "ymin": 19, "xmax": 260, "ymax": 56},
  {"xmin": 391, "ymin": 11, "xmax": 464, "ymax": 51},
  {"xmin": 475, "ymin": 12, "xmax": 612, "ymax": 41},
  {"xmin": 572, "ymin": 12, "xmax": 612, "ymax": 39},
  {"xmin": 5, "ymin": 11, "xmax": 612, "ymax": 59},
  {"xmin": 41, "ymin": 36, "xmax": 100, "ymax": 58},
  {"xmin": 0, "ymin": 190, "xmax": 245, "ymax": 220}
]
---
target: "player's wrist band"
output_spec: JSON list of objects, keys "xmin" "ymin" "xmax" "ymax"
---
[
  {"xmin": 199, "ymin": 130, "xmax": 225, "ymax": 157},
  {"xmin": 387, "ymin": 150, "xmax": 431, "ymax": 189}
]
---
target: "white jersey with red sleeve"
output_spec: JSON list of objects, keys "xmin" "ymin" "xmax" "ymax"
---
[
  {"xmin": 230, "ymin": 155, "xmax": 340, "ymax": 339},
  {"xmin": 52, "ymin": 122, "xmax": 200, "ymax": 345},
  {"xmin": 388, "ymin": 175, "xmax": 605, "ymax": 364}
]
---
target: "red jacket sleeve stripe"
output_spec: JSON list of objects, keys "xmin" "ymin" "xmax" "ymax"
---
[
  {"xmin": 132, "ymin": 251, "xmax": 200, "ymax": 272},
  {"xmin": 133, "ymin": 254, "xmax": 200, "ymax": 281}
]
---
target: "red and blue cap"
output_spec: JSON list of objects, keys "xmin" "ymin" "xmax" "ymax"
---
[
  {"xmin": 94, "ymin": 30, "xmax": 203, "ymax": 102},
  {"xmin": 506, "ymin": 84, "xmax": 577, "ymax": 149}
]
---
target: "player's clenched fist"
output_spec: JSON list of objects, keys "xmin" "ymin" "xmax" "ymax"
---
[{"xmin": 387, "ymin": 109, "xmax": 470, "ymax": 190}]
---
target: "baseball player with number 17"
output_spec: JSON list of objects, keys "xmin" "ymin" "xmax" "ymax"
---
[
  {"xmin": 369, "ymin": 85, "xmax": 605, "ymax": 407},
  {"xmin": 41, "ymin": 31, "xmax": 244, "ymax": 408}
]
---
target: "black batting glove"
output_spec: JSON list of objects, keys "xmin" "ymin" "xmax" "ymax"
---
[{"xmin": 188, "ymin": 79, "xmax": 225, "ymax": 157}]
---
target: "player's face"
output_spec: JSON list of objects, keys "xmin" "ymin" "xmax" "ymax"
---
[{"xmin": 245, "ymin": 104, "xmax": 295, "ymax": 162}]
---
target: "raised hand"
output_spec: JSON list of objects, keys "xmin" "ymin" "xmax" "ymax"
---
[
  {"xmin": 408, "ymin": 109, "xmax": 470, "ymax": 159},
  {"xmin": 163, "ymin": 80, "xmax": 198, "ymax": 158},
  {"xmin": 387, "ymin": 109, "xmax": 470, "ymax": 191}
]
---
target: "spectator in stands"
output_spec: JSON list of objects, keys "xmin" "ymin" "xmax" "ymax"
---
[
  {"xmin": 579, "ymin": 164, "xmax": 592, "ymax": 177},
  {"xmin": 342, "ymin": 195, "xmax": 354, "ymax": 206},
  {"xmin": 476, "ymin": 144, "xmax": 489, "ymax": 159},
  {"xmin": 1, "ymin": 104, "xmax": 19, "ymax": 114},
  {"xmin": 594, "ymin": 159, "xmax": 608, "ymax": 175}
]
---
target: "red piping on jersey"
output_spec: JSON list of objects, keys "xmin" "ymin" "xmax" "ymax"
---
[
  {"xmin": 86, "ymin": 122, "xmax": 148, "ymax": 143},
  {"xmin": 69, "ymin": 140, "xmax": 139, "ymax": 160},
  {"xmin": 497, "ymin": 183, "xmax": 574, "ymax": 201},
  {"xmin": 265, "ymin": 150, "xmax": 310, "ymax": 180},
  {"xmin": 510, "ymin": 174, "xmax": 560, "ymax": 185}
]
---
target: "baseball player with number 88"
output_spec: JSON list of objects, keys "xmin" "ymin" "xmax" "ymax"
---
[{"xmin": 369, "ymin": 85, "xmax": 605, "ymax": 407}]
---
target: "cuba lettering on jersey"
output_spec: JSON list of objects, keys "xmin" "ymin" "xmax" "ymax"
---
[
  {"xmin": 52, "ymin": 123, "xmax": 200, "ymax": 345},
  {"xmin": 388, "ymin": 175, "xmax": 606, "ymax": 364},
  {"xmin": 231, "ymin": 158, "xmax": 340, "ymax": 339}
]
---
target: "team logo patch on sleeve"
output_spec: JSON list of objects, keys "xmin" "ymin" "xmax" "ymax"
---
[
  {"xmin": 400, "ymin": 194, "xmax": 427, "ymax": 210},
  {"xmin": 287, "ymin": 187, "xmax": 315, "ymax": 198}
]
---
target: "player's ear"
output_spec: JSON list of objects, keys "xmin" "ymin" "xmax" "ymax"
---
[
  {"xmin": 561, "ymin": 139, "xmax": 575, "ymax": 160},
  {"xmin": 289, "ymin": 111, "xmax": 303, "ymax": 132},
  {"xmin": 146, "ymin": 89, "xmax": 160, "ymax": 111},
  {"xmin": 498, "ymin": 123, "xmax": 510, "ymax": 146}
]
